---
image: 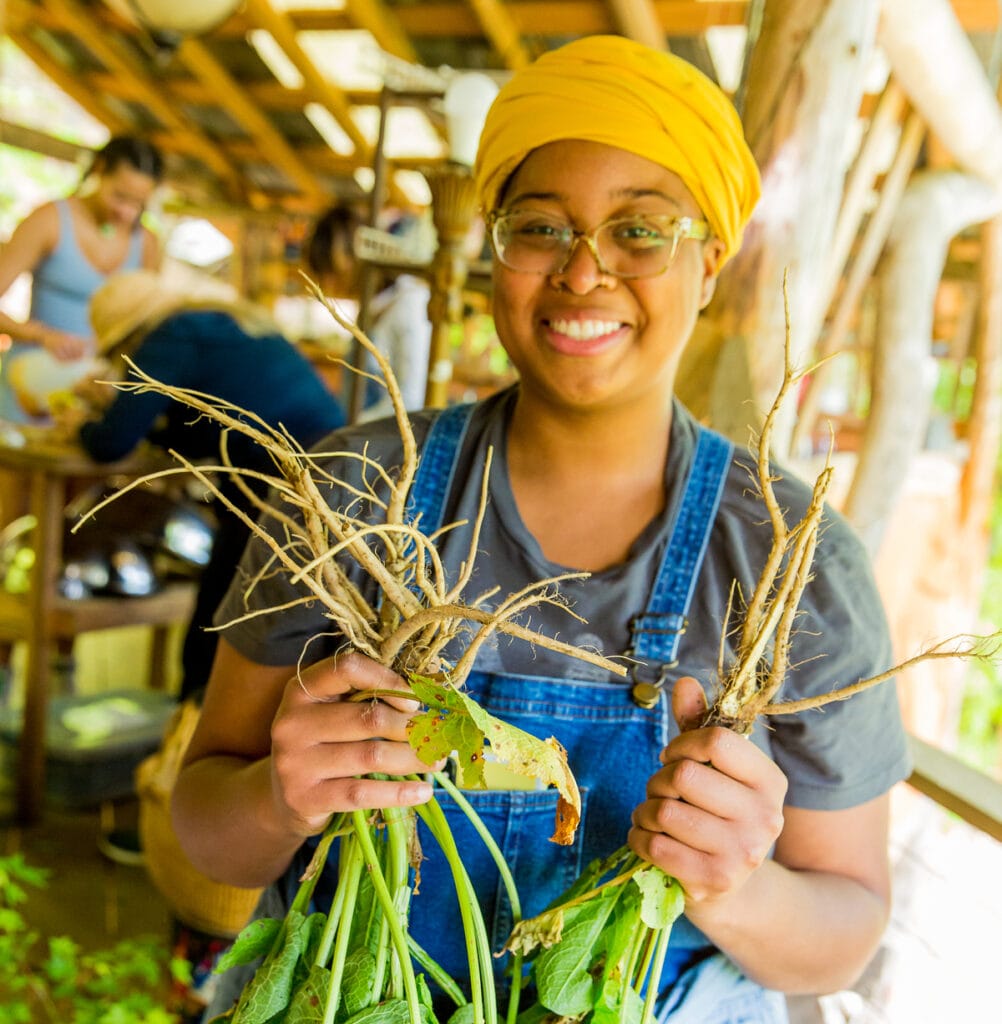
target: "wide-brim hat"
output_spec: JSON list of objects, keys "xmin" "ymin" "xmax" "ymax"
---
[{"xmin": 90, "ymin": 269, "xmax": 185, "ymax": 354}]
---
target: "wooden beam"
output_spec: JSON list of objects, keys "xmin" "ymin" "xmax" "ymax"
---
[
  {"xmin": 100, "ymin": 72, "xmax": 380, "ymax": 113},
  {"xmin": 174, "ymin": 35, "xmax": 325, "ymax": 200},
  {"xmin": 342, "ymin": 0, "xmax": 420, "ymax": 62},
  {"xmin": 791, "ymin": 111, "xmax": 927, "ymax": 456},
  {"xmin": 881, "ymin": 0, "xmax": 1002, "ymax": 189},
  {"xmin": 822, "ymin": 80, "xmax": 910, "ymax": 317},
  {"xmin": 241, "ymin": 0, "xmax": 371, "ymax": 158},
  {"xmin": 40, "ymin": 0, "xmax": 241, "ymax": 191},
  {"xmin": 606, "ymin": 0, "xmax": 668, "ymax": 50},
  {"xmin": 466, "ymin": 0, "xmax": 531, "ymax": 68},
  {"xmin": 907, "ymin": 734, "xmax": 1002, "ymax": 842},
  {"xmin": 292, "ymin": 1, "xmax": 749, "ymax": 37},
  {"xmin": 5, "ymin": 29, "xmax": 131, "ymax": 136},
  {"xmin": 0, "ymin": 120, "xmax": 93, "ymax": 164}
]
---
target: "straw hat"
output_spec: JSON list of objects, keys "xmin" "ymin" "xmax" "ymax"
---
[{"xmin": 90, "ymin": 270, "xmax": 186, "ymax": 354}]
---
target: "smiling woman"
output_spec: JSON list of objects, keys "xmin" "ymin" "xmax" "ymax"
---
[{"xmin": 176, "ymin": 35, "xmax": 911, "ymax": 1024}]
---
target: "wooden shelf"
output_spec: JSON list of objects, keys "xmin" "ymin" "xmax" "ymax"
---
[{"xmin": 0, "ymin": 582, "xmax": 197, "ymax": 639}]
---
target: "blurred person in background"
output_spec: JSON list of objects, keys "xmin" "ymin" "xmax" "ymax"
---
[
  {"xmin": 305, "ymin": 204, "xmax": 432, "ymax": 419},
  {"xmin": 0, "ymin": 135, "xmax": 164, "ymax": 425},
  {"xmin": 57, "ymin": 269, "xmax": 347, "ymax": 702}
]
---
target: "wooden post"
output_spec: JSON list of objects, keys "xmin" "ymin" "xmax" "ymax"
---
[
  {"xmin": 960, "ymin": 214, "xmax": 1002, "ymax": 535},
  {"xmin": 691, "ymin": 0, "xmax": 879, "ymax": 453},
  {"xmin": 842, "ymin": 171, "xmax": 1001, "ymax": 553}
]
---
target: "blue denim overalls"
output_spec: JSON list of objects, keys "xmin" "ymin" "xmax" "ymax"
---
[{"xmin": 403, "ymin": 403, "xmax": 790, "ymax": 1024}]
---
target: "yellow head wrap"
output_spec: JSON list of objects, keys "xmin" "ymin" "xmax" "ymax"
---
[{"xmin": 475, "ymin": 35, "xmax": 760, "ymax": 265}]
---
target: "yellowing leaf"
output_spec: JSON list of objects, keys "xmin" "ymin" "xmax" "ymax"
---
[
  {"xmin": 407, "ymin": 674, "xmax": 581, "ymax": 843},
  {"xmin": 503, "ymin": 906, "xmax": 567, "ymax": 956}
]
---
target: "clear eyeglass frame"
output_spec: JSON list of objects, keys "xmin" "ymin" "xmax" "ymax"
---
[{"xmin": 486, "ymin": 210, "xmax": 711, "ymax": 280}]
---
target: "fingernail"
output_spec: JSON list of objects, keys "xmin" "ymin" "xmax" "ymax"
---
[{"xmin": 408, "ymin": 782, "xmax": 433, "ymax": 803}]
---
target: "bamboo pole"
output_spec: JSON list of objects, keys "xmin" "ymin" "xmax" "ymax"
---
[
  {"xmin": 790, "ymin": 111, "xmax": 925, "ymax": 455},
  {"xmin": 696, "ymin": 0, "xmax": 879, "ymax": 453}
]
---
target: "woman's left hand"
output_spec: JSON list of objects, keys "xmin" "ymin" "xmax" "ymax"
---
[{"xmin": 628, "ymin": 676, "xmax": 788, "ymax": 907}]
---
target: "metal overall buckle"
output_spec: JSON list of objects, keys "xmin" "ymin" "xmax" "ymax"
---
[
  {"xmin": 628, "ymin": 659, "xmax": 678, "ymax": 709},
  {"xmin": 626, "ymin": 614, "xmax": 684, "ymax": 709}
]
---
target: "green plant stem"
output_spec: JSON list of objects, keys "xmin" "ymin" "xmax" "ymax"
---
[
  {"xmin": 431, "ymin": 770, "xmax": 524, "ymax": 1024},
  {"xmin": 546, "ymin": 861, "xmax": 645, "ymax": 916},
  {"xmin": 621, "ymin": 924, "xmax": 650, "ymax": 1024},
  {"xmin": 348, "ymin": 810, "xmax": 424, "ymax": 1024},
  {"xmin": 415, "ymin": 797, "xmax": 496, "ymax": 1024},
  {"xmin": 322, "ymin": 834, "xmax": 365, "ymax": 1022},
  {"xmin": 382, "ymin": 804, "xmax": 415, "ymax": 1002},
  {"xmin": 291, "ymin": 819, "xmax": 341, "ymax": 919},
  {"xmin": 633, "ymin": 928, "xmax": 657, "ymax": 997},
  {"xmin": 640, "ymin": 925, "xmax": 672, "ymax": 1024},
  {"xmin": 407, "ymin": 935, "xmax": 468, "ymax": 1007},
  {"xmin": 314, "ymin": 830, "xmax": 360, "ymax": 968}
]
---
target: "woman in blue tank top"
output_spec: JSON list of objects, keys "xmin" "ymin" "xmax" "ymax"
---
[{"xmin": 0, "ymin": 136, "xmax": 163, "ymax": 423}]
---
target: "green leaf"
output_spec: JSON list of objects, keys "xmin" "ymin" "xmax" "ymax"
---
[
  {"xmin": 232, "ymin": 911, "xmax": 310, "ymax": 1024},
  {"xmin": 592, "ymin": 980, "xmax": 643, "ymax": 1024},
  {"xmin": 534, "ymin": 899, "xmax": 619, "ymax": 1016},
  {"xmin": 631, "ymin": 869, "xmax": 684, "ymax": 931},
  {"xmin": 415, "ymin": 972, "xmax": 437, "ymax": 1019},
  {"xmin": 341, "ymin": 999, "xmax": 414, "ymax": 1024},
  {"xmin": 339, "ymin": 948, "xmax": 377, "ymax": 1018},
  {"xmin": 595, "ymin": 889, "xmax": 642, "ymax": 995},
  {"xmin": 286, "ymin": 964, "xmax": 331, "ymax": 1022},
  {"xmin": 0, "ymin": 907, "xmax": 27, "ymax": 933},
  {"xmin": 346, "ymin": 867, "xmax": 381, "ymax": 957},
  {"xmin": 513, "ymin": 1004, "xmax": 554, "ymax": 1024},
  {"xmin": 446, "ymin": 1004, "xmax": 477, "ymax": 1024},
  {"xmin": 407, "ymin": 674, "xmax": 580, "ymax": 842},
  {"xmin": 216, "ymin": 917, "xmax": 284, "ymax": 973},
  {"xmin": 298, "ymin": 912, "xmax": 329, "ymax": 973},
  {"xmin": 44, "ymin": 934, "xmax": 80, "ymax": 984}
]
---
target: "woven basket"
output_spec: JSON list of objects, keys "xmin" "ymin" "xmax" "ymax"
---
[{"xmin": 136, "ymin": 700, "xmax": 263, "ymax": 938}]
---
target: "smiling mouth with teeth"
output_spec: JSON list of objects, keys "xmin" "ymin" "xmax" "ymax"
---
[{"xmin": 547, "ymin": 318, "xmax": 624, "ymax": 340}]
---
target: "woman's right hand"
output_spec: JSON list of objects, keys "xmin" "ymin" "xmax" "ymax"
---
[
  {"xmin": 269, "ymin": 651, "xmax": 443, "ymax": 836},
  {"xmin": 38, "ymin": 325, "xmax": 88, "ymax": 361}
]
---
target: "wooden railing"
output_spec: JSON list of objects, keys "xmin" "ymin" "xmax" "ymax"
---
[{"xmin": 906, "ymin": 733, "xmax": 1002, "ymax": 841}]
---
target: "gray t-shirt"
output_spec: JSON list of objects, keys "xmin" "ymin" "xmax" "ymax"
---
[{"xmin": 216, "ymin": 386, "xmax": 911, "ymax": 810}]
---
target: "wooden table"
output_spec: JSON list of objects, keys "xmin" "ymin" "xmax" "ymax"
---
[{"xmin": 0, "ymin": 429, "xmax": 195, "ymax": 822}]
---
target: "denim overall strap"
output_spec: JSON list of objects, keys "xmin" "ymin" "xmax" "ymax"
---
[
  {"xmin": 407, "ymin": 402, "xmax": 476, "ymax": 530},
  {"xmin": 629, "ymin": 427, "xmax": 734, "ymax": 685}
]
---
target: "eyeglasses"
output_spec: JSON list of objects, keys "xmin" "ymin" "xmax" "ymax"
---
[{"xmin": 487, "ymin": 210, "xmax": 710, "ymax": 279}]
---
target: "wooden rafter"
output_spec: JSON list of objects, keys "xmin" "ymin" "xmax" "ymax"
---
[
  {"xmin": 296, "ymin": 1, "xmax": 749, "ymax": 37},
  {"xmin": 174, "ymin": 35, "xmax": 325, "ymax": 200},
  {"xmin": 38, "ymin": 0, "xmax": 242, "ymax": 191},
  {"xmin": 242, "ymin": 0, "xmax": 371, "ymax": 159},
  {"xmin": 466, "ymin": 0, "xmax": 531, "ymax": 68},
  {"xmin": 342, "ymin": 0, "xmax": 420, "ymax": 62},
  {"xmin": 5, "ymin": 27, "xmax": 132, "ymax": 136},
  {"xmin": 605, "ymin": 0, "xmax": 668, "ymax": 50}
]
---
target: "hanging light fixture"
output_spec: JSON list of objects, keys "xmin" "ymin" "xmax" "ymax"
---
[
  {"xmin": 105, "ymin": 0, "xmax": 243, "ymax": 38},
  {"xmin": 442, "ymin": 72, "xmax": 500, "ymax": 167}
]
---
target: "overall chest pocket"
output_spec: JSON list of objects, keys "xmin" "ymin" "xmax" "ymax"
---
[{"xmin": 410, "ymin": 785, "xmax": 590, "ymax": 985}]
